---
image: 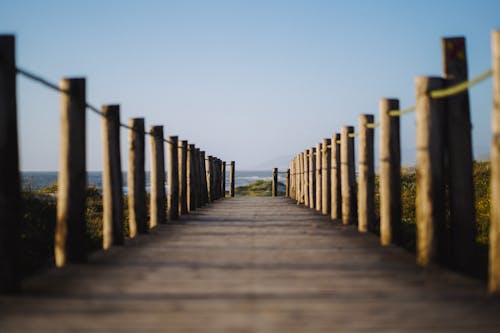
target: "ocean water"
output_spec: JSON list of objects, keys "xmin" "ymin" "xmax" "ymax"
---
[{"xmin": 21, "ymin": 170, "xmax": 287, "ymax": 192}]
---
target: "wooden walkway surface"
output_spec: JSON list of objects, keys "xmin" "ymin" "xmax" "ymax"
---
[{"xmin": 2, "ymin": 197, "xmax": 500, "ymax": 332}]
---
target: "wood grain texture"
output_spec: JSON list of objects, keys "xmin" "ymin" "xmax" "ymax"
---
[{"xmin": 2, "ymin": 197, "xmax": 499, "ymax": 332}]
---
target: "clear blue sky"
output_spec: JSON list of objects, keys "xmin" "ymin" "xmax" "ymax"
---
[{"xmin": 1, "ymin": 0, "xmax": 499, "ymax": 170}]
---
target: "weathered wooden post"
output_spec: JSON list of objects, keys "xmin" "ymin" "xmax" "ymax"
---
[
  {"xmin": 206, "ymin": 156, "xmax": 213, "ymax": 202},
  {"xmin": 216, "ymin": 158, "xmax": 222, "ymax": 199},
  {"xmin": 321, "ymin": 138, "xmax": 331, "ymax": 216},
  {"xmin": 294, "ymin": 155, "xmax": 300, "ymax": 205},
  {"xmin": 331, "ymin": 133, "xmax": 342, "ymax": 220},
  {"xmin": 168, "ymin": 136, "xmax": 179, "ymax": 221},
  {"xmin": 304, "ymin": 150, "xmax": 309, "ymax": 206},
  {"xmin": 380, "ymin": 99, "xmax": 401, "ymax": 244},
  {"xmin": 315, "ymin": 143, "xmax": 322, "ymax": 212},
  {"xmin": 150, "ymin": 125, "xmax": 166, "ymax": 228},
  {"xmin": 222, "ymin": 161, "xmax": 226, "ymax": 198},
  {"xmin": 490, "ymin": 31, "xmax": 500, "ymax": 293},
  {"xmin": 55, "ymin": 77, "xmax": 87, "ymax": 267},
  {"xmin": 102, "ymin": 105, "xmax": 124, "ymax": 250},
  {"xmin": 209, "ymin": 156, "xmax": 217, "ymax": 201},
  {"xmin": 272, "ymin": 168, "xmax": 278, "ymax": 197},
  {"xmin": 230, "ymin": 161, "xmax": 235, "ymax": 197},
  {"xmin": 415, "ymin": 77, "xmax": 446, "ymax": 266},
  {"xmin": 195, "ymin": 148, "xmax": 202, "ymax": 207},
  {"xmin": 297, "ymin": 153, "xmax": 305, "ymax": 205},
  {"xmin": 289, "ymin": 161, "xmax": 294, "ymax": 199},
  {"xmin": 286, "ymin": 168, "xmax": 290, "ymax": 197},
  {"xmin": 187, "ymin": 144, "xmax": 196, "ymax": 212},
  {"xmin": 0, "ymin": 35, "xmax": 21, "ymax": 290},
  {"xmin": 309, "ymin": 147, "xmax": 316, "ymax": 210},
  {"xmin": 200, "ymin": 151, "xmax": 208, "ymax": 204},
  {"xmin": 442, "ymin": 37, "xmax": 476, "ymax": 271},
  {"xmin": 212, "ymin": 158, "xmax": 218, "ymax": 200},
  {"xmin": 341, "ymin": 126, "xmax": 356, "ymax": 225},
  {"xmin": 178, "ymin": 140, "xmax": 188, "ymax": 215},
  {"xmin": 127, "ymin": 118, "xmax": 148, "ymax": 236},
  {"xmin": 358, "ymin": 114, "xmax": 375, "ymax": 233}
]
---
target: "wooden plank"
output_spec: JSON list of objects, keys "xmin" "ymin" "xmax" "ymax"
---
[{"xmin": 2, "ymin": 197, "xmax": 500, "ymax": 332}]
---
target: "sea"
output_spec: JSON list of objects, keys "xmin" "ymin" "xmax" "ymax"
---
[{"xmin": 20, "ymin": 171, "xmax": 287, "ymax": 193}]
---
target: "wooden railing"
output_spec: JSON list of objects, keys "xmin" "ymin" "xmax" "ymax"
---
[
  {"xmin": 0, "ymin": 34, "xmax": 236, "ymax": 292},
  {"xmin": 284, "ymin": 31, "xmax": 500, "ymax": 293}
]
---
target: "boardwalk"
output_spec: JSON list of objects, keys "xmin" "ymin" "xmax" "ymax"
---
[{"xmin": 1, "ymin": 197, "xmax": 500, "ymax": 332}]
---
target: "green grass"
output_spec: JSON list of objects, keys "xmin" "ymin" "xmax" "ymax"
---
[
  {"xmin": 18, "ymin": 184, "xmax": 126, "ymax": 277},
  {"xmin": 235, "ymin": 180, "xmax": 285, "ymax": 196}
]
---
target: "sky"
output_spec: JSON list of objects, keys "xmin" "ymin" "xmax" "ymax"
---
[{"xmin": 1, "ymin": 0, "xmax": 500, "ymax": 171}]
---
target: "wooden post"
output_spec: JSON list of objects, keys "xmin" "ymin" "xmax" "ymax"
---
[
  {"xmin": 295, "ymin": 156, "xmax": 300, "ymax": 202},
  {"xmin": 55, "ymin": 77, "xmax": 87, "ymax": 267},
  {"xmin": 415, "ymin": 76, "xmax": 446, "ymax": 266},
  {"xmin": 358, "ymin": 114, "xmax": 375, "ymax": 233},
  {"xmin": 168, "ymin": 136, "xmax": 179, "ymax": 221},
  {"xmin": 212, "ymin": 158, "xmax": 218, "ymax": 200},
  {"xmin": 490, "ymin": 31, "xmax": 500, "ymax": 292},
  {"xmin": 286, "ymin": 168, "xmax": 290, "ymax": 197},
  {"xmin": 127, "ymin": 118, "xmax": 148, "ymax": 236},
  {"xmin": 222, "ymin": 161, "xmax": 226, "ymax": 198},
  {"xmin": 331, "ymin": 133, "xmax": 342, "ymax": 220},
  {"xmin": 199, "ymin": 151, "xmax": 208, "ymax": 205},
  {"xmin": 0, "ymin": 35, "xmax": 21, "ymax": 291},
  {"xmin": 178, "ymin": 140, "xmax": 188, "ymax": 215},
  {"xmin": 321, "ymin": 138, "xmax": 331, "ymax": 216},
  {"xmin": 195, "ymin": 148, "xmax": 202, "ymax": 207},
  {"xmin": 150, "ymin": 125, "xmax": 166, "ymax": 228},
  {"xmin": 309, "ymin": 147, "xmax": 316, "ymax": 210},
  {"xmin": 206, "ymin": 156, "xmax": 213, "ymax": 202},
  {"xmin": 187, "ymin": 144, "xmax": 196, "ymax": 212},
  {"xmin": 303, "ymin": 151, "xmax": 309, "ymax": 206},
  {"xmin": 315, "ymin": 143, "xmax": 322, "ymax": 212},
  {"xmin": 379, "ymin": 99, "xmax": 401, "ymax": 244},
  {"xmin": 272, "ymin": 168, "xmax": 278, "ymax": 197},
  {"xmin": 341, "ymin": 126, "xmax": 356, "ymax": 225},
  {"xmin": 102, "ymin": 105, "xmax": 124, "ymax": 250},
  {"xmin": 212, "ymin": 157, "xmax": 217, "ymax": 200},
  {"xmin": 216, "ymin": 158, "xmax": 222, "ymax": 199},
  {"xmin": 230, "ymin": 161, "xmax": 235, "ymax": 197},
  {"xmin": 297, "ymin": 153, "xmax": 304, "ymax": 205},
  {"xmin": 442, "ymin": 37, "xmax": 476, "ymax": 272}
]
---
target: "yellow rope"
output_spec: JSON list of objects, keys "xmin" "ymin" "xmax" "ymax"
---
[
  {"xmin": 389, "ymin": 105, "xmax": 416, "ymax": 117},
  {"xmin": 430, "ymin": 69, "xmax": 493, "ymax": 99},
  {"xmin": 365, "ymin": 122, "xmax": 379, "ymax": 128}
]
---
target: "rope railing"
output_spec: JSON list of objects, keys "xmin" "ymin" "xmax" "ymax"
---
[
  {"xmin": 16, "ymin": 66, "xmax": 197, "ymax": 150},
  {"xmin": 350, "ymin": 68, "xmax": 492, "ymax": 137},
  {"xmin": 285, "ymin": 33, "xmax": 500, "ymax": 294}
]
